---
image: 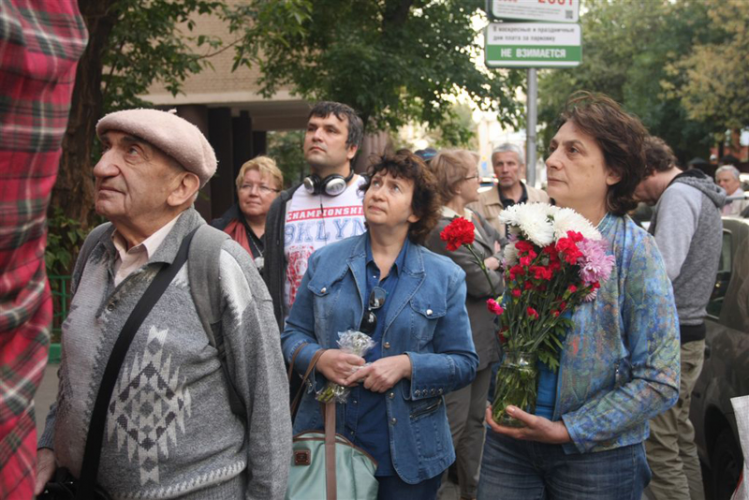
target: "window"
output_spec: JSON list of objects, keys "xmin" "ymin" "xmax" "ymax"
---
[{"xmin": 707, "ymin": 230, "xmax": 733, "ymax": 318}]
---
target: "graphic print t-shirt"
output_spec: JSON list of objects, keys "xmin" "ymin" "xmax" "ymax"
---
[{"xmin": 284, "ymin": 176, "xmax": 367, "ymax": 315}]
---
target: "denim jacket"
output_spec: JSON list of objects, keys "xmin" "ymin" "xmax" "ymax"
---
[
  {"xmin": 281, "ymin": 233, "xmax": 479, "ymax": 483},
  {"xmin": 556, "ymin": 214, "xmax": 680, "ymax": 454}
]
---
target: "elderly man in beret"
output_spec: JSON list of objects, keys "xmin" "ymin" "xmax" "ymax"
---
[{"xmin": 35, "ymin": 109, "xmax": 291, "ymax": 499}]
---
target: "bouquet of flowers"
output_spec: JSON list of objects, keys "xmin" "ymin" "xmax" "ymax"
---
[
  {"xmin": 486, "ymin": 203, "xmax": 615, "ymax": 426},
  {"xmin": 316, "ymin": 330, "xmax": 376, "ymax": 403}
]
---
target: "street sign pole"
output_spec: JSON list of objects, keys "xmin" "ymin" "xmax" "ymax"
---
[{"xmin": 527, "ymin": 68, "xmax": 537, "ymax": 188}]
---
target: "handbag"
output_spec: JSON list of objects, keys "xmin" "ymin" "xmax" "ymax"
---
[
  {"xmin": 285, "ymin": 348, "xmax": 379, "ymax": 500},
  {"xmin": 39, "ymin": 228, "xmax": 197, "ymax": 500}
]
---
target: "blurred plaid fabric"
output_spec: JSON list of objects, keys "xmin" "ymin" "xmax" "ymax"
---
[{"xmin": 0, "ymin": 1, "xmax": 87, "ymax": 497}]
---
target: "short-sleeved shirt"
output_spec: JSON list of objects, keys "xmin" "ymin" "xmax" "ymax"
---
[{"xmin": 283, "ymin": 177, "xmax": 367, "ymax": 314}]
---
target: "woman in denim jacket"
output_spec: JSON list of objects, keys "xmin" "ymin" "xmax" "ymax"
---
[
  {"xmin": 282, "ymin": 150, "xmax": 479, "ymax": 499},
  {"xmin": 477, "ymin": 92, "xmax": 680, "ymax": 500}
]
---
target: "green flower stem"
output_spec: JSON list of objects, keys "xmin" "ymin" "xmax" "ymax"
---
[{"xmin": 465, "ymin": 243, "xmax": 497, "ymax": 297}]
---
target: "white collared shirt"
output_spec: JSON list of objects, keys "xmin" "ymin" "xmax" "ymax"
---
[{"xmin": 111, "ymin": 216, "xmax": 180, "ymax": 287}]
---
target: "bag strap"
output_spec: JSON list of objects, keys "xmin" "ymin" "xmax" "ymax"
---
[
  {"xmin": 76, "ymin": 228, "xmax": 198, "ymax": 500},
  {"xmin": 324, "ymin": 401, "xmax": 337, "ymax": 500},
  {"xmin": 187, "ymin": 225, "xmax": 246, "ymax": 417},
  {"xmin": 289, "ymin": 348, "xmax": 325, "ymax": 420}
]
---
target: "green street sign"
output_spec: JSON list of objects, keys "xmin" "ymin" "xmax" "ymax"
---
[{"xmin": 485, "ymin": 22, "xmax": 582, "ymax": 68}]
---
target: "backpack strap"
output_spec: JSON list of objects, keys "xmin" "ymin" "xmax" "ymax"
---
[{"xmin": 187, "ymin": 224, "xmax": 246, "ymax": 417}]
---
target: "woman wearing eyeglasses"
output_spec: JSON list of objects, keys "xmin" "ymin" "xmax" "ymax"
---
[
  {"xmin": 424, "ymin": 150, "xmax": 504, "ymax": 500},
  {"xmin": 281, "ymin": 150, "xmax": 479, "ymax": 499},
  {"xmin": 211, "ymin": 155, "xmax": 283, "ymax": 272}
]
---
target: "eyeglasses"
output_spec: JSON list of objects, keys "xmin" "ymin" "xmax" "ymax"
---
[
  {"xmin": 360, "ymin": 287, "xmax": 387, "ymax": 335},
  {"xmin": 464, "ymin": 174, "xmax": 479, "ymax": 181},
  {"xmin": 240, "ymin": 183, "xmax": 280, "ymax": 195}
]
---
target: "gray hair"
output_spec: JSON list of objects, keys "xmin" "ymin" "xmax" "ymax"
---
[
  {"xmin": 716, "ymin": 165, "xmax": 740, "ymax": 181},
  {"xmin": 492, "ymin": 143, "xmax": 525, "ymax": 165}
]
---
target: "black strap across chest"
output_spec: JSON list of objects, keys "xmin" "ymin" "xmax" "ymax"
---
[{"xmin": 75, "ymin": 227, "xmax": 198, "ymax": 499}]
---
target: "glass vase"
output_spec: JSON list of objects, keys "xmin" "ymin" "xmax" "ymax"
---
[{"xmin": 491, "ymin": 351, "xmax": 538, "ymax": 428}]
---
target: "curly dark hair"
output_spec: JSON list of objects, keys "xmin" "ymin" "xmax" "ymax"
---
[
  {"xmin": 359, "ymin": 149, "xmax": 441, "ymax": 246},
  {"xmin": 643, "ymin": 136, "xmax": 677, "ymax": 177},
  {"xmin": 557, "ymin": 91, "xmax": 649, "ymax": 215}
]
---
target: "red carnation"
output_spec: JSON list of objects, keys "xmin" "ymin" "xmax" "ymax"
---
[
  {"xmin": 487, "ymin": 298, "xmax": 504, "ymax": 315},
  {"xmin": 568, "ymin": 285, "xmax": 577, "ymax": 293},
  {"xmin": 530, "ymin": 265, "xmax": 552, "ymax": 281},
  {"xmin": 515, "ymin": 240, "xmax": 535, "ymax": 254},
  {"xmin": 527, "ymin": 307, "xmax": 539, "ymax": 320},
  {"xmin": 524, "ymin": 281, "xmax": 533, "ymax": 290},
  {"xmin": 512, "ymin": 289, "xmax": 522, "ymax": 298},
  {"xmin": 440, "ymin": 218, "xmax": 475, "ymax": 251},
  {"xmin": 520, "ymin": 256, "xmax": 532, "ymax": 267},
  {"xmin": 509, "ymin": 265, "xmax": 526, "ymax": 281},
  {"xmin": 566, "ymin": 230, "xmax": 584, "ymax": 243}
]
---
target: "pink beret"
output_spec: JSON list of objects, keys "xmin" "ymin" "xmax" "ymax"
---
[{"xmin": 96, "ymin": 109, "xmax": 217, "ymax": 188}]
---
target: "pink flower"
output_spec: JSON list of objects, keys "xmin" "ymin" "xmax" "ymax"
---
[
  {"xmin": 577, "ymin": 238, "xmax": 615, "ymax": 284},
  {"xmin": 487, "ymin": 299, "xmax": 504, "ymax": 315}
]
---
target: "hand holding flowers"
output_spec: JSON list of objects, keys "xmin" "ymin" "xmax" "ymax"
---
[{"xmin": 316, "ymin": 330, "xmax": 376, "ymax": 403}]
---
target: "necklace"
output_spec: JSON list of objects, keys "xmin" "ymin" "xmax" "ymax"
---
[{"xmin": 241, "ymin": 217, "xmax": 265, "ymax": 271}]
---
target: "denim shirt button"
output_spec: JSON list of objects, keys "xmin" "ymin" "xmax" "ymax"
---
[
  {"xmin": 353, "ymin": 399, "xmax": 358, "ymax": 404},
  {"xmin": 430, "ymin": 389, "xmax": 435, "ymax": 395},
  {"xmin": 415, "ymin": 390, "xmax": 420, "ymax": 397},
  {"xmin": 383, "ymin": 342, "xmax": 391, "ymax": 349},
  {"xmin": 438, "ymin": 388, "xmax": 443, "ymax": 395},
  {"xmin": 388, "ymin": 392, "xmax": 394, "ymax": 399},
  {"xmin": 426, "ymin": 309, "xmax": 433, "ymax": 316},
  {"xmin": 391, "ymin": 418, "xmax": 397, "ymax": 425},
  {"xmin": 321, "ymin": 287, "xmax": 327, "ymax": 294}
]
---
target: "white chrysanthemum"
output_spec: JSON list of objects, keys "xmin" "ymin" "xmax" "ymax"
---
[
  {"xmin": 512, "ymin": 203, "xmax": 556, "ymax": 247},
  {"xmin": 551, "ymin": 207, "xmax": 602, "ymax": 241},
  {"xmin": 502, "ymin": 241, "xmax": 519, "ymax": 267},
  {"xmin": 499, "ymin": 204, "xmax": 522, "ymax": 226}
]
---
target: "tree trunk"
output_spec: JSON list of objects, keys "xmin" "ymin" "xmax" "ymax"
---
[{"xmin": 51, "ymin": 0, "xmax": 118, "ymax": 228}]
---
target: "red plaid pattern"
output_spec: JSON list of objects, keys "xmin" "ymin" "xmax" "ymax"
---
[{"xmin": 0, "ymin": 1, "xmax": 87, "ymax": 497}]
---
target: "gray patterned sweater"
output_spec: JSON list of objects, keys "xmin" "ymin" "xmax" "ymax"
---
[{"xmin": 39, "ymin": 209, "xmax": 292, "ymax": 499}]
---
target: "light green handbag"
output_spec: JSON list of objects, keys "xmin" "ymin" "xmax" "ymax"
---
[{"xmin": 286, "ymin": 349, "xmax": 379, "ymax": 500}]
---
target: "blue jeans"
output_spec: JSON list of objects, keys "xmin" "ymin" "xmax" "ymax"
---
[
  {"xmin": 477, "ymin": 432, "xmax": 651, "ymax": 500},
  {"xmin": 377, "ymin": 474, "xmax": 442, "ymax": 500}
]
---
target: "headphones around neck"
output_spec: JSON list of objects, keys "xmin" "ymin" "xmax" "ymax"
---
[{"xmin": 303, "ymin": 168, "xmax": 355, "ymax": 197}]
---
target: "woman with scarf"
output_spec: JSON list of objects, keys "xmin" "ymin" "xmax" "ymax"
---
[{"xmin": 211, "ymin": 156, "xmax": 282, "ymax": 271}]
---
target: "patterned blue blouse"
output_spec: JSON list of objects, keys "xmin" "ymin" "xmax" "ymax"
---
[{"xmin": 555, "ymin": 213, "xmax": 680, "ymax": 454}]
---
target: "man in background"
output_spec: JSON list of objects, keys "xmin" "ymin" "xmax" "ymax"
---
[
  {"xmin": 469, "ymin": 143, "xmax": 549, "ymax": 237},
  {"xmin": 0, "ymin": 2, "xmax": 87, "ymax": 497},
  {"xmin": 635, "ymin": 136, "xmax": 725, "ymax": 500},
  {"xmin": 264, "ymin": 101, "xmax": 366, "ymax": 331},
  {"xmin": 715, "ymin": 165, "xmax": 748, "ymax": 216}
]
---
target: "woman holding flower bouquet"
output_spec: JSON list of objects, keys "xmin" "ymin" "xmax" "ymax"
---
[
  {"xmin": 424, "ymin": 149, "xmax": 504, "ymax": 500},
  {"xmin": 281, "ymin": 150, "xmax": 478, "ymax": 499},
  {"xmin": 477, "ymin": 92, "xmax": 680, "ymax": 500}
]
